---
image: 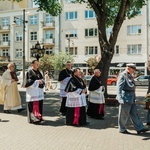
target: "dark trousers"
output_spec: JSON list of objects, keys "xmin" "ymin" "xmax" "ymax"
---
[{"xmin": 59, "ymin": 97, "xmax": 67, "ymax": 114}]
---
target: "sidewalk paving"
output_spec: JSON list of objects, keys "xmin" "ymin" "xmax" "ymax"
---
[{"xmin": 0, "ymin": 88, "xmax": 150, "ymax": 150}]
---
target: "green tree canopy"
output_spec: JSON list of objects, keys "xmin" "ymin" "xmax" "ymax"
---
[
  {"xmin": 39, "ymin": 54, "xmax": 54, "ymax": 73},
  {"xmin": 52, "ymin": 52, "xmax": 74, "ymax": 71}
]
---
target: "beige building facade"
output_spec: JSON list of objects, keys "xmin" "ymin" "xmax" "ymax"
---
[
  {"xmin": 0, "ymin": 0, "xmax": 150, "ymax": 76},
  {"xmin": 61, "ymin": 0, "xmax": 150, "ymax": 75},
  {"xmin": 0, "ymin": 0, "xmax": 59, "ymax": 71}
]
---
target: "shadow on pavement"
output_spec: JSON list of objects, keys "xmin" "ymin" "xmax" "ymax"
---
[{"xmin": 0, "ymin": 91, "xmax": 150, "ymax": 135}]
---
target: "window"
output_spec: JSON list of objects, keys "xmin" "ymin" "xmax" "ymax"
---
[
  {"xmin": 85, "ymin": 10, "xmax": 95, "ymax": 19},
  {"xmin": 30, "ymin": 32, "xmax": 37, "ymax": 41},
  {"xmin": 127, "ymin": 44, "xmax": 142, "ymax": 54},
  {"xmin": 115, "ymin": 45, "xmax": 119, "ymax": 54},
  {"xmin": 85, "ymin": 46, "xmax": 98, "ymax": 55},
  {"xmin": 2, "ymin": 49, "xmax": 9, "ymax": 56},
  {"xmin": 85, "ymin": 28, "xmax": 97, "ymax": 37},
  {"xmin": 16, "ymin": 32, "xmax": 22, "ymax": 41},
  {"xmin": 106, "ymin": 27, "xmax": 112, "ymax": 37},
  {"xmin": 32, "ymin": 1, "xmax": 39, "ymax": 8},
  {"xmin": 2, "ymin": 18, "xmax": 9, "ymax": 27},
  {"xmin": 66, "ymin": 11, "xmax": 78, "ymax": 20},
  {"xmin": 2, "ymin": 34, "xmax": 9, "ymax": 42},
  {"xmin": 66, "ymin": 30, "xmax": 77, "ymax": 38},
  {"xmin": 46, "ymin": 14, "xmax": 53, "ymax": 23},
  {"xmin": 45, "ymin": 31, "xmax": 53, "ymax": 39},
  {"xmin": 16, "ymin": 49, "xmax": 22, "ymax": 58},
  {"xmin": 138, "ymin": 9, "xmax": 142, "ymax": 14},
  {"xmin": 45, "ymin": 48, "xmax": 53, "ymax": 55},
  {"xmin": 15, "ymin": 16, "xmax": 23, "ymax": 26},
  {"xmin": 30, "ymin": 16, "xmax": 37, "ymax": 25},
  {"xmin": 66, "ymin": 47, "xmax": 77, "ymax": 55},
  {"xmin": 127, "ymin": 25, "xmax": 141, "ymax": 34}
]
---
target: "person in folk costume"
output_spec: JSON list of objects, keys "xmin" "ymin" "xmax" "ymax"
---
[
  {"xmin": 0, "ymin": 62, "xmax": 25, "ymax": 113},
  {"xmin": 58, "ymin": 61, "xmax": 73, "ymax": 116},
  {"xmin": 116, "ymin": 63, "xmax": 149, "ymax": 134},
  {"xmin": 146, "ymin": 80, "xmax": 150, "ymax": 125},
  {"xmin": 87, "ymin": 69, "xmax": 105, "ymax": 119},
  {"xmin": 65, "ymin": 68, "xmax": 90, "ymax": 126},
  {"xmin": 25, "ymin": 60, "xmax": 45, "ymax": 124}
]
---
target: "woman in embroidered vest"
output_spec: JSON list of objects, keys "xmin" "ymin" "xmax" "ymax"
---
[
  {"xmin": 25, "ymin": 60, "xmax": 45, "ymax": 124},
  {"xmin": 87, "ymin": 69, "xmax": 105, "ymax": 119},
  {"xmin": 65, "ymin": 68, "xmax": 89, "ymax": 126}
]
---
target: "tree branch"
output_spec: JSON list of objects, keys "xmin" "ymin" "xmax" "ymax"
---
[{"xmin": 109, "ymin": 0, "xmax": 129, "ymax": 51}]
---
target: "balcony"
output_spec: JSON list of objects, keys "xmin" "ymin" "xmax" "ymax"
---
[
  {"xmin": 43, "ymin": 38, "xmax": 55, "ymax": 47},
  {"xmin": 41, "ymin": 21, "xmax": 55, "ymax": 30},
  {"xmin": 0, "ymin": 25, "xmax": 10, "ymax": 33},
  {"xmin": 0, "ymin": 56, "xmax": 10, "ymax": 62},
  {"xmin": 0, "ymin": 40, "xmax": 10, "ymax": 48}
]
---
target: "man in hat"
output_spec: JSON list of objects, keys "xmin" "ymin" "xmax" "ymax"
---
[
  {"xmin": 116, "ymin": 63, "xmax": 149, "ymax": 134},
  {"xmin": 58, "ymin": 61, "xmax": 73, "ymax": 116}
]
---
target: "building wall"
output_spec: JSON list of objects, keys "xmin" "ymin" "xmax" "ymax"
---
[
  {"xmin": 0, "ymin": 1, "xmax": 59, "ymax": 70},
  {"xmin": 61, "ymin": 1, "xmax": 149, "ymax": 75}
]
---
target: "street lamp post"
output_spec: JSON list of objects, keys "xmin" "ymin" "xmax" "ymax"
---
[
  {"xmin": 14, "ymin": 9, "xmax": 28, "ymax": 81},
  {"xmin": 22, "ymin": 9, "xmax": 26, "ymax": 81},
  {"xmin": 30, "ymin": 41, "xmax": 46, "ymax": 61},
  {"xmin": 67, "ymin": 33, "xmax": 70, "ymax": 53}
]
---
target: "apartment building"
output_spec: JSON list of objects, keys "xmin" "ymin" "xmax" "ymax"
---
[
  {"xmin": 0, "ymin": 0, "xmax": 59, "ymax": 72},
  {"xmin": 61, "ymin": 0, "xmax": 150, "ymax": 75},
  {"xmin": 0, "ymin": 0, "xmax": 149, "ymax": 76}
]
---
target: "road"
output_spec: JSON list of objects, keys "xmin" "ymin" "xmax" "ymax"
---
[{"xmin": 107, "ymin": 85, "xmax": 148, "ymax": 97}]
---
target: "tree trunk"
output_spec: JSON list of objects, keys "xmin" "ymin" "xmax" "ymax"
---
[{"xmin": 96, "ymin": 47, "xmax": 113, "ymax": 97}]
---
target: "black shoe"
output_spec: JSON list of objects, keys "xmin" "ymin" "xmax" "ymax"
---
[
  {"xmin": 83, "ymin": 121, "xmax": 90, "ymax": 126},
  {"xmin": 4, "ymin": 110, "xmax": 11, "ymax": 114},
  {"xmin": 147, "ymin": 122, "xmax": 150, "ymax": 125},
  {"xmin": 62, "ymin": 112, "xmax": 66, "ymax": 116},
  {"xmin": 120, "ymin": 130, "xmax": 131, "ymax": 134},
  {"xmin": 18, "ymin": 108, "xmax": 26, "ymax": 113},
  {"xmin": 137, "ymin": 128, "xmax": 149, "ymax": 134}
]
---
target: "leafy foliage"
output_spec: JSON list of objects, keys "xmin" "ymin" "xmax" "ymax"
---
[
  {"xmin": 86, "ymin": 56, "xmax": 98, "ymax": 73},
  {"xmin": 39, "ymin": 54, "xmax": 54, "ymax": 73},
  {"xmin": 52, "ymin": 52, "xmax": 74, "ymax": 71}
]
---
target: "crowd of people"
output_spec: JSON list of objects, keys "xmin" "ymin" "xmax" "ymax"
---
[{"xmin": 0, "ymin": 61, "xmax": 149, "ymax": 134}]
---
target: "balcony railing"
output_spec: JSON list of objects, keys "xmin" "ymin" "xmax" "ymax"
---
[
  {"xmin": 0, "ymin": 25, "xmax": 10, "ymax": 32},
  {"xmin": 0, "ymin": 56, "xmax": 10, "ymax": 62},
  {"xmin": 45, "ymin": 38, "xmax": 55, "ymax": 44},
  {"xmin": 43, "ymin": 38, "xmax": 55, "ymax": 47},
  {"xmin": 41, "ymin": 21, "xmax": 55, "ymax": 29},
  {"xmin": 0, "ymin": 40, "xmax": 10, "ymax": 47}
]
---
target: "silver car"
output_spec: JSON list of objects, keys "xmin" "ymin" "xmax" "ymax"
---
[{"xmin": 134, "ymin": 75, "xmax": 150, "ymax": 86}]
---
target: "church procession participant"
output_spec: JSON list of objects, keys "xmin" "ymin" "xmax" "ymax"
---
[
  {"xmin": 65, "ymin": 68, "xmax": 89, "ymax": 126},
  {"xmin": 87, "ymin": 69, "xmax": 105, "ymax": 119},
  {"xmin": 146, "ymin": 80, "xmax": 150, "ymax": 125},
  {"xmin": 25, "ymin": 60, "xmax": 45, "ymax": 124},
  {"xmin": 116, "ymin": 63, "xmax": 149, "ymax": 134},
  {"xmin": 0, "ymin": 62, "xmax": 25, "ymax": 114},
  {"xmin": 58, "ymin": 61, "xmax": 73, "ymax": 116}
]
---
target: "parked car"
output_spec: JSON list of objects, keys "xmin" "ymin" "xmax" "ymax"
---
[
  {"xmin": 134, "ymin": 75, "xmax": 150, "ymax": 86},
  {"xmin": 107, "ymin": 75, "xmax": 118, "ymax": 85}
]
